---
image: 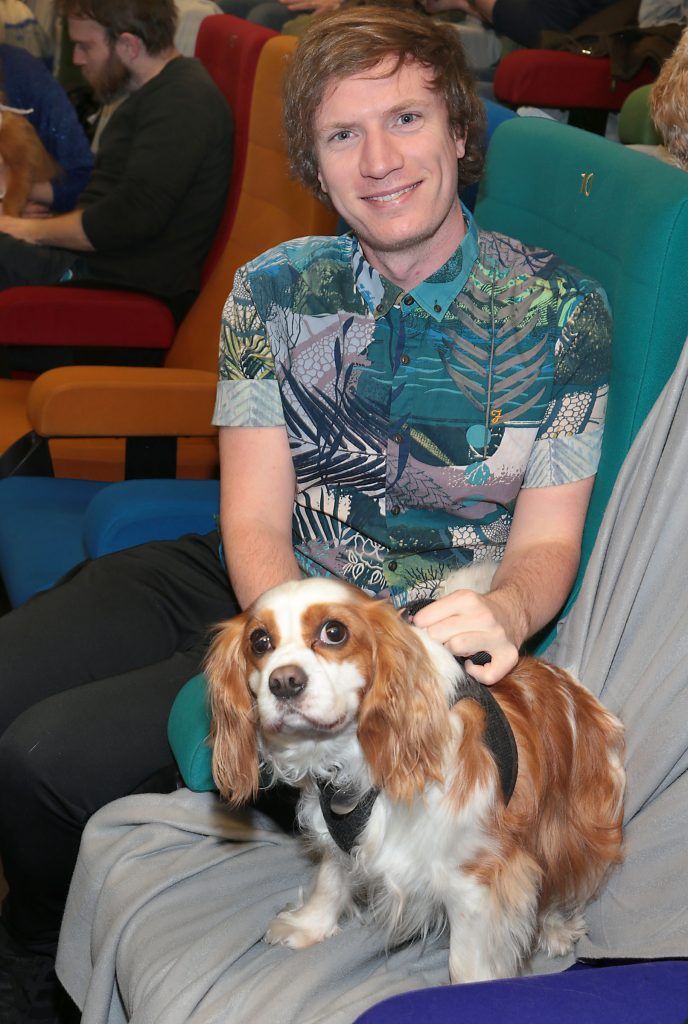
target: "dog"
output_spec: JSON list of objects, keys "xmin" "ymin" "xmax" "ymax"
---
[
  {"xmin": 207, "ymin": 570, "xmax": 625, "ymax": 983},
  {"xmin": 0, "ymin": 105, "xmax": 59, "ymax": 216}
]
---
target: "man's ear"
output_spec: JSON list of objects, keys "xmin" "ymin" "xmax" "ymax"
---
[
  {"xmin": 317, "ymin": 168, "xmax": 328, "ymax": 195},
  {"xmin": 115, "ymin": 31, "xmax": 142, "ymax": 64},
  {"xmin": 454, "ymin": 131, "xmax": 467, "ymax": 160}
]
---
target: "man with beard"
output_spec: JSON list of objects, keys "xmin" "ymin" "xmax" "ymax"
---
[{"xmin": 0, "ymin": 0, "xmax": 234, "ymax": 324}]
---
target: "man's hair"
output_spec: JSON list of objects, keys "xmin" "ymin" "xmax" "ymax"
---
[
  {"xmin": 57, "ymin": 0, "xmax": 178, "ymax": 54},
  {"xmin": 283, "ymin": 6, "xmax": 486, "ymax": 203}
]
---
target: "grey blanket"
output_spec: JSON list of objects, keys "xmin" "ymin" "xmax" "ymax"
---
[{"xmin": 56, "ymin": 343, "xmax": 688, "ymax": 1023}]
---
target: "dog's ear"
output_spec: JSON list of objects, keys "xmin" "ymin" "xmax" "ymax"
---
[
  {"xmin": 357, "ymin": 603, "xmax": 450, "ymax": 802},
  {"xmin": 205, "ymin": 614, "xmax": 260, "ymax": 806}
]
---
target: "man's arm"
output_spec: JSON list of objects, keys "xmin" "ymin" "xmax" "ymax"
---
[
  {"xmin": 219, "ymin": 424, "xmax": 302, "ymax": 610},
  {"xmin": 0, "ymin": 209, "xmax": 94, "ymax": 250},
  {"xmin": 412, "ymin": 475, "xmax": 594, "ymax": 684}
]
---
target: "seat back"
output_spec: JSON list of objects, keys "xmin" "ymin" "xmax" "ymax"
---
[
  {"xmin": 617, "ymin": 83, "xmax": 662, "ymax": 145},
  {"xmin": 166, "ymin": 34, "xmax": 338, "ymax": 373},
  {"xmin": 194, "ymin": 15, "xmax": 276, "ymax": 284},
  {"xmin": 475, "ymin": 116, "xmax": 688, "ymax": 635}
]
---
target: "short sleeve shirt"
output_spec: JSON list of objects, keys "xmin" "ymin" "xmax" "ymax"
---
[{"xmin": 213, "ymin": 211, "xmax": 611, "ymax": 607}]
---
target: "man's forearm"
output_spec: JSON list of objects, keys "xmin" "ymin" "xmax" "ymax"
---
[
  {"xmin": 0, "ymin": 209, "xmax": 94, "ymax": 250},
  {"xmin": 488, "ymin": 540, "xmax": 581, "ymax": 649},
  {"xmin": 222, "ymin": 519, "xmax": 303, "ymax": 610}
]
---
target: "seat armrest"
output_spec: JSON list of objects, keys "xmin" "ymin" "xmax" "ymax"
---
[
  {"xmin": 0, "ymin": 287, "xmax": 176, "ymax": 349},
  {"xmin": 84, "ymin": 479, "xmax": 220, "ymax": 558},
  {"xmin": 168, "ymin": 673, "xmax": 217, "ymax": 792},
  {"xmin": 27, "ymin": 366, "xmax": 217, "ymax": 437}
]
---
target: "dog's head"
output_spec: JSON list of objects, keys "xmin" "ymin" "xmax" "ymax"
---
[{"xmin": 206, "ymin": 577, "xmax": 460, "ymax": 806}]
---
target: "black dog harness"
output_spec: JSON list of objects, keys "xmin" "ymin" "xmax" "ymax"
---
[{"xmin": 317, "ymin": 598, "xmax": 519, "ymax": 854}]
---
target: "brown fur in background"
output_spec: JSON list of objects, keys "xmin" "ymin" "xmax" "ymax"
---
[
  {"xmin": 651, "ymin": 27, "xmax": 688, "ymax": 170},
  {"xmin": 0, "ymin": 109, "xmax": 60, "ymax": 215}
]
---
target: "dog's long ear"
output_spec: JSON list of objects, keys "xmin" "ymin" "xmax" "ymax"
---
[
  {"xmin": 357, "ymin": 603, "xmax": 451, "ymax": 803},
  {"xmin": 205, "ymin": 615, "xmax": 260, "ymax": 806}
]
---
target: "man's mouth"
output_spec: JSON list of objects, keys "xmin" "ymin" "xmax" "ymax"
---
[{"xmin": 363, "ymin": 183, "xmax": 419, "ymax": 204}]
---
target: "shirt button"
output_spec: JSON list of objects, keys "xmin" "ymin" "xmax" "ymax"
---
[
  {"xmin": 392, "ymin": 432, "xmax": 404, "ymax": 445},
  {"xmin": 403, "ymin": 295, "xmax": 414, "ymax": 306},
  {"xmin": 400, "ymin": 353, "xmax": 411, "ymax": 366},
  {"xmin": 434, "ymin": 303, "xmax": 442, "ymax": 313},
  {"xmin": 390, "ymin": 505, "xmax": 401, "ymax": 516},
  {"xmin": 375, "ymin": 303, "xmax": 384, "ymax": 314},
  {"xmin": 388, "ymin": 560, "xmax": 398, "ymax": 572}
]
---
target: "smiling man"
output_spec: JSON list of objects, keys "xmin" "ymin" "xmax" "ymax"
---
[
  {"xmin": 0, "ymin": 9, "xmax": 611, "ymax": 1021},
  {"xmin": 216, "ymin": 6, "xmax": 611, "ymax": 682},
  {"xmin": 0, "ymin": 0, "xmax": 233, "ymax": 323}
]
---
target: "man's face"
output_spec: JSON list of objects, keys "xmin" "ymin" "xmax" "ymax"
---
[
  {"xmin": 314, "ymin": 58, "xmax": 466, "ymax": 272},
  {"xmin": 69, "ymin": 17, "xmax": 132, "ymax": 103}
]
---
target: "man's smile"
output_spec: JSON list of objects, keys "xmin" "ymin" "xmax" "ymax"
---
[{"xmin": 362, "ymin": 183, "xmax": 420, "ymax": 203}]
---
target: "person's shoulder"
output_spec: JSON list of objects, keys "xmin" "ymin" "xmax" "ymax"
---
[
  {"xmin": 477, "ymin": 227, "xmax": 608, "ymax": 304},
  {"xmin": 0, "ymin": 41, "xmax": 50, "ymax": 82},
  {"xmin": 246, "ymin": 234, "xmax": 352, "ymax": 279}
]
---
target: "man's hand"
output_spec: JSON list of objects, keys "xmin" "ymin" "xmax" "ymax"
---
[
  {"xmin": 0, "ymin": 208, "xmax": 93, "ymax": 250},
  {"xmin": 411, "ymin": 477, "xmax": 596, "ymax": 685},
  {"xmin": 0, "ymin": 213, "xmax": 42, "ymax": 243},
  {"xmin": 411, "ymin": 587, "xmax": 520, "ymax": 685}
]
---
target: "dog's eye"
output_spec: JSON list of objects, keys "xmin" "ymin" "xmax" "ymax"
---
[
  {"xmin": 249, "ymin": 628, "xmax": 272, "ymax": 656},
  {"xmin": 319, "ymin": 620, "xmax": 348, "ymax": 645}
]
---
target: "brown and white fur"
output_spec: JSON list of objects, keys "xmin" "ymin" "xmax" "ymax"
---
[
  {"xmin": 0, "ymin": 106, "xmax": 59, "ymax": 216},
  {"xmin": 651, "ymin": 27, "xmax": 688, "ymax": 171},
  {"xmin": 207, "ymin": 571, "xmax": 625, "ymax": 984}
]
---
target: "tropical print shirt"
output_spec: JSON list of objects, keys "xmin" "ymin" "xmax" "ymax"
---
[{"xmin": 213, "ymin": 211, "xmax": 611, "ymax": 607}]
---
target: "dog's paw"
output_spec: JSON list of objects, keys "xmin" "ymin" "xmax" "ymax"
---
[
  {"xmin": 537, "ymin": 908, "xmax": 587, "ymax": 958},
  {"xmin": 265, "ymin": 909, "xmax": 340, "ymax": 949}
]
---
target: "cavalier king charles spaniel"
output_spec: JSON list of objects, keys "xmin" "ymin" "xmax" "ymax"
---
[
  {"xmin": 207, "ymin": 570, "xmax": 624, "ymax": 983},
  {"xmin": 0, "ymin": 106, "xmax": 58, "ymax": 216}
]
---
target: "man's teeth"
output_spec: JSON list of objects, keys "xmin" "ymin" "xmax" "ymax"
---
[{"xmin": 367, "ymin": 184, "xmax": 416, "ymax": 203}]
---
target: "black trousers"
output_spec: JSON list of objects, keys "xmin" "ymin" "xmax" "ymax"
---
[{"xmin": 0, "ymin": 531, "xmax": 236, "ymax": 955}]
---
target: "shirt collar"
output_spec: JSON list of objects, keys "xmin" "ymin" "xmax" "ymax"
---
[{"xmin": 351, "ymin": 204, "xmax": 480, "ymax": 322}]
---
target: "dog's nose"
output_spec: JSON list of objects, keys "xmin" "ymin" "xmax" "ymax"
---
[{"xmin": 268, "ymin": 664, "xmax": 307, "ymax": 701}]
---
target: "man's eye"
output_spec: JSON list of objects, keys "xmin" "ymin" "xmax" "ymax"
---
[
  {"xmin": 332, "ymin": 130, "xmax": 351, "ymax": 142},
  {"xmin": 399, "ymin": 113, "xmax": 417, "ymax": 125},
  {"xmin": 249, "ymin": 629, "xmax": 272, "ymax": 655},
  {"xmin": 319, "ymin": 620, "xmax": 348, "ymax": 645}
]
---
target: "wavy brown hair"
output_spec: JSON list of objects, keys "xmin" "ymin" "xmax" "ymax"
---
[{"xmin": 283, "ymin": 6, "xmax": 486, "ymax": 204}]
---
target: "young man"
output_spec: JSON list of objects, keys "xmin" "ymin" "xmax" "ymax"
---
[
  {"xmin": 0, "ymin": 7, "xmax": 610, "ymax": 1020},
  {"xmin": 0, "ymin": 0, "xmax": 234, "ymax": 322}
]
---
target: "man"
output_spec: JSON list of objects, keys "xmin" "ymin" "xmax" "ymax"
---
[
  {"xmin": 0, "ymin": 0, "xmax": 234, "ymax": 323},
  {"xmin": 0, "ymin": 7, "xmax": 610, "ymax": 1021},
  {"xmin": 422, "ymin": 0, "xmax": 619, "ymax": 49}
]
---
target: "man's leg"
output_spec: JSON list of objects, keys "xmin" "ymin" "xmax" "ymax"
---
[
  {"xmin": 0, "ymin": 646, "xmax": 211, "ymax": 954},
  {"xmin": 0, "ymin": 531, "xmax": 234, "ymax": 737},
  {"xmin": 0, "ymin": 533, "xmax": 236, "ymax": 942},
  {"xmin": 0, "ymin": 533, "xmax": 235, "ymax": 1020},
  {"xmin": 0, "ymin": 234, "xmax": 77, "ymax": 290}
]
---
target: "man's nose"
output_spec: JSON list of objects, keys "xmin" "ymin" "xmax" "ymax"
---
[{"xmin": 359, "ymin": 128, "xmax": 403, "ymax": 180}]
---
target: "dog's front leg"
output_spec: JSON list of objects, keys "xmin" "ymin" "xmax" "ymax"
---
[{"xmin": 265, "ymin": 853, "xmax": 352, "ymax": 950}]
